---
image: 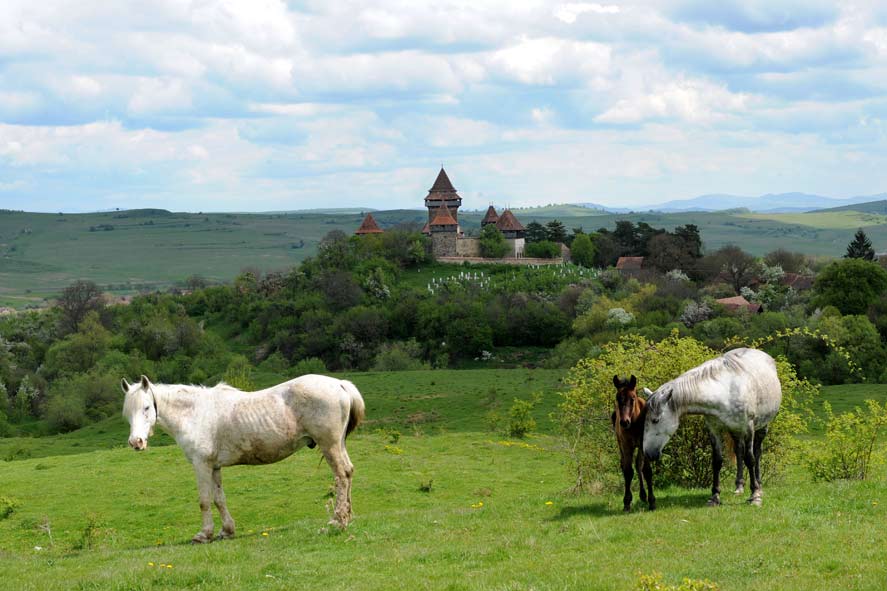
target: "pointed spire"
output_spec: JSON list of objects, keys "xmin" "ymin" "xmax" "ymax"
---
[
  {"xmin": 355, "ymin": 212, "xmax": 383, "ymax": 235},
  {"xmin": 481, "ymin": 205, "xmax": 499, "ymax": 225},
  {"xmin": 430, "ymin": 167, "xmax": 456, "ymax": 193},
  {"xmin": 496, "ymin": 209, "xmax": 525, "ymax": 232}
]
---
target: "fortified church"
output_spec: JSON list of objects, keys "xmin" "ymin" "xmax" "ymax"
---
[{"xmin": 356, "ymin": 168, "xmax": 527, "ymax": 260}]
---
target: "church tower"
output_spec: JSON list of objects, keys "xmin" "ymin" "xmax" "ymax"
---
[{"xmin": 424, "ymin": 167, "xmax": 462, "ymax": 228}]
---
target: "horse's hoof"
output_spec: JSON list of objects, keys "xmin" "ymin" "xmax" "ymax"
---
[
  {"xmin": 706, "ymin": 496, "xmax": 721, "ymax": 507},
  {"xmin": 215, "ymin": 531, "xmax": 234, "ymax": 541},
  {"xmin": 623, "ymin": 505, "xmax": 631, "ymax": 513},
  {"xmin": 648, "ymin": 502, "xmax": 656, "ymax": 511},
  {"xmin": 748, "ymin": 492, "xmax": 763, "ymax": 507},
  {"xmin": 191, "ymin": 534, "xmax": 213, "ymax": 544},
  {"xmin": 734, "ymin": 485, "xmax": 744, "ymax": 495}
]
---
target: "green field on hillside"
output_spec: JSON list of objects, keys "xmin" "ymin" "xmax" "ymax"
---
[
  {"xmin": 1, "ymin": 370, "xmax": 887, "ymax": 590},
  {"xmin": 4, "ymin": 205, "xmax": 887, "ymax": 306}
]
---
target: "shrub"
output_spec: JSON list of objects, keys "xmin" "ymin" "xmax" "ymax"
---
[
  {"xmin": 293, "ymin": 357, "xmax": 328, "ymax": 375},
  {"xmin": 223, "ymin": 355, "xmax": 254, "ymax": 390},
  {"xmin": 507, "ymin": 393, "xmax": 542, "ymax": 438},
  {"xmin": 557, "ymin": 331, "xmax": 813, "ymax": 491},
  {"xmin": 525, "ymin": 240, "xmax": 561, "ymax": 259},
  {"xmin": 680, "ymin": 301, "xmax": 713, "ymax": 328},
  {"xmin": 0, "ymin": 496, "xmax": 18, "ymax": 519},
  {"xmin": 372, "ymin": 339, "xmax": 430, "ymax": 371},
  {"xmin": 45, "ymin": 393, "xmax": 87, "ymax": 433},
  {"xmin": 806, "ymin": 400, "xmax": 887, "ymax": 481},
  {"xmin": 635, "ymin": 573, "xmax": 719, "ymax": 591},
  {"xmin": 479, "ymin": 224, "xmax": 508, "ymax": 259}
]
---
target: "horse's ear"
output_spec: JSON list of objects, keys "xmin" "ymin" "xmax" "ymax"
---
[
  {"xmin": 120, "ymin": 378, "xmax": 130, "ymax": 394},
  {"xmin": 662, "ymin": 389, "xmax": 674, "ymax": 407},
  {"xmin": 140, "ymin": 375, "xmax": 151, "ymax": 389},
  {"xmin": 629, "ymin": 375, "xmax": 637, "ymax": 389},
  {"xmin": 613, "ymin": 375, "xmax": 620, "ymax": 388}
]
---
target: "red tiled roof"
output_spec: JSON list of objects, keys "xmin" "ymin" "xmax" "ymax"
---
[
  {"xmin": 481, "ymin": 205, "xmax": 499, "ymax": 224},
  {"xmin": 355, "ymin": 213, "xmax": 383, "ymax": 234},
  {"xmin": 425, "ymin": 167, "xmax": 461, "ymax": 202},
  {"xmin": 421, "ymin": 222, "xmax": 430, "ymax": 234},
  {"xmin": 616, "ymin": 256, "xmax": 644, "ymax": 270},
  {"xmin": 496, "ymin": 209, "xmax": 524, "ymax": 232},
  {"xmin": 780, "ymin": 273, "xmax": 813, "ymax": 290},
  {"xmin": 716, "ymin": 295, "xmax": 762, "ymax": 313},
  {"xmin": 430, "ymin": 203, "xmax": 458, "ymax": 226}
]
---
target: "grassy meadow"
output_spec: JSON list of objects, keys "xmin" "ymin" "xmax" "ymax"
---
[
  {"xmin": 5, "ymin": 204, "xmax": 887, "ymax": 307},
  {"xmin": 2, "ymin": 369, "xmax": 887, "ymax": 590}
]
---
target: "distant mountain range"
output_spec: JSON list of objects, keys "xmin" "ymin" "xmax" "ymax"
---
[{"xmin": 578, "ymin": 193, "xmax": 887, "ymax": 214}]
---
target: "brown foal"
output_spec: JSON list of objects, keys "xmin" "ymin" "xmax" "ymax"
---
[{"xmin": 612, "ymin": 375, "xmax": 655, "ymax": 512}]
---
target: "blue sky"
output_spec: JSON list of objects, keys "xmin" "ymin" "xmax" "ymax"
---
[{"xmin": 1, "ymin": 0, "xmax": 886, "ymax": 212}]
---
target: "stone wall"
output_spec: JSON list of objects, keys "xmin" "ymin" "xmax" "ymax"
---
[
  {"xmin": 455, "ymin": 237, "xmax": 481, "ymax": 257},
  {"xmin": 431, "ymin": 232, "xmax": 457, "ymax": 257}
]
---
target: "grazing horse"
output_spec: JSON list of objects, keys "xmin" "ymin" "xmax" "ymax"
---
[
  {"xmin": 611, "ymin": 375, "xmax": 655, "ymax": 512},
  {"xmin": 122, "ymin": 374, "xmax": 365, "ymax": 543},
  {"xmin": 642, "ymin": 348, "xmax": 781, "ymax": 507}
]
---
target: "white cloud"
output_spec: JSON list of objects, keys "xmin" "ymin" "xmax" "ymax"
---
[
  {"xmin": 595, "ymin": 79, "xmax": 752, "ymax": 124},
  {"xmin": 554, "ymin": 3, "xmax": 620, "ymax": 25},
  {"xmin": 0, "ymin": 0, "xmax": 886, "ymax": 211}
]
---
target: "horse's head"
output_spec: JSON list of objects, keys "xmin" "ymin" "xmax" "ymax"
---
[
  {"xmin": 612, "ymin": 374, "xmax": 640, "ymax": 429},
  {"xmin": 642, "ymin": 386, "xmax": 680, "ymax": 461},
  {"xmin": 121, "ymin": 375, "xmax": 157, "ymax": 451}
]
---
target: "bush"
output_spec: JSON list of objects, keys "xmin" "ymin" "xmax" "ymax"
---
[
  {"xmin": 293, "ymin": 357, "xmax": 328, "ymax": 375},
  {"xmin": 525, "ymin": 241, "xmax": 561, "ymax": 259},
  {"xmin": 635, "ymin": 573, "xmax": 719, "ymax": 591},
  {"xmin": 0, "ymin": 496, "xmax": 18, "ymax": 520},
  {"xmin": 45, "ymin": 392, "xmax": 87, "ymax": 433},
  {"xmin": 806, "ymin": 400, "xmax": 887, "ymax": 481},
  {"xmin": 558, "ymin": 331, "xmax": 813, "ymax": 491},
  {"xmin": 372, "ymin": 340, "xmax": 430, "ymax": 371},
  {"xmin": 507, "ymin": 393, "xmax": 541, "ymax": 438},
  {"xmin": 223, "ymin": 355, "xmax": 254, "ymax": 390},
  {"xmin": 479, "ymin": 224, "xmax": 508, "ymax": 259}
]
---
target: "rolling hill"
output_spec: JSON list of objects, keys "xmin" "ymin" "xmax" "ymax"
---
[{"xmin": 4, "ymin": 205, "xmax": 887, "ymax": 307}]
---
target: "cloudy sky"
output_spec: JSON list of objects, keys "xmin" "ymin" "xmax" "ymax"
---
[{"xmin": 2, "ymin": 0, "xmax": 887, "ymax": 212}]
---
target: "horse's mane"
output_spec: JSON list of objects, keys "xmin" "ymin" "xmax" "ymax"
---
[{"xmin": 665, "ymin": 348, "xmax": 757, "ymax": 407}]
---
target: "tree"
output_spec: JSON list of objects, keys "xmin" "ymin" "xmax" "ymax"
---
[
  {"xmin": 545, "ymin": 220, "xmax": 567, "ymax": 244},
  {"xmin": 845, "ymin": 229, "xmax": 875, "ymax": 261},
  {"xmin": 710, "ymin": 245, "xmax": 759, "ymax": 293},
  {"xmin": 57, "ymin": 280, "xmax": 105, "ymax": 334},
  {"xmin": 479, "ymin": 224, "xmax": 508, "ymax": 258},
  {"xmin": 612, "ymin": 221, "xmax": 641, "ymax": 256},
  {"xmin": 765, "ymin": 248, "xmax": 807, "ymax": 274},
  {"xmin": 525, "ymin": 221, "xmax": 547, "ymax": 243},
  {"xmin": 674, "ymin": 224, "xmax": 703, "ymax": 259},
  {"xmin": 646, "ymin": 234, "xmax": 692, "ymax": 273},
  {"xmin": 570, "ymin": 233, "xmax": 596, "ymax": 267},
  {"xmin": 591, "ymin": 232, "xmax": 619, "ymax": 267},
  {"xmin": 813, "ymin": 258, "xmax": 887, "ymax": 315}
]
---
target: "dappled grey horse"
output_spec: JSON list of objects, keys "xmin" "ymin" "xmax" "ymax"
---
[
  {"xmin": 122, "ymin": 374, "xmax": 365, "ymax": 542},
  {"xmin": 642, "ymin": 348, "xmax": 782, "ymax": 506}
]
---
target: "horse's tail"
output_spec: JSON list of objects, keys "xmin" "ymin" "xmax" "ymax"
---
[{"xmin": 341, "ymin": 380, "xmax": 365, "ymax": 439}]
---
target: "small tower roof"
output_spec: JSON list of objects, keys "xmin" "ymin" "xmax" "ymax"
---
[
  {"xmin": 355, "ymin": 213, "xmax": 384, "ymax": 235},
  {"xmin": 425, "ymin": 167, "xmax": 461, "ymax": 202},
  {"xmin": 481, "ymin": 205, "xmax": 499, "ymax": 224},
  {"xmin": 496, "ymin": 209, "xmax": 524, "ymax": 232},
  {"xmin": 430, "ymin": 203, "xmax": 458, "ymax": 226}
]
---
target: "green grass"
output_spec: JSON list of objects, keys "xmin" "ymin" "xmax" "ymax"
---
[
  {"xmin": 1, "ymin": 371, "xmax": 887, "ymax": 589},
  {"xmin": 738, "ymin": 211, "xmax": 887, "ymax": 230}
]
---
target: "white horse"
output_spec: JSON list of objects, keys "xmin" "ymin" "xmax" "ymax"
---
[
  {"xmin": 642, "ymin": 348, "xmax": 782, "ymax": 507},
  {"xmin": 122, "ymin": 374, "xmax": 365, "ymax": 543}
]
